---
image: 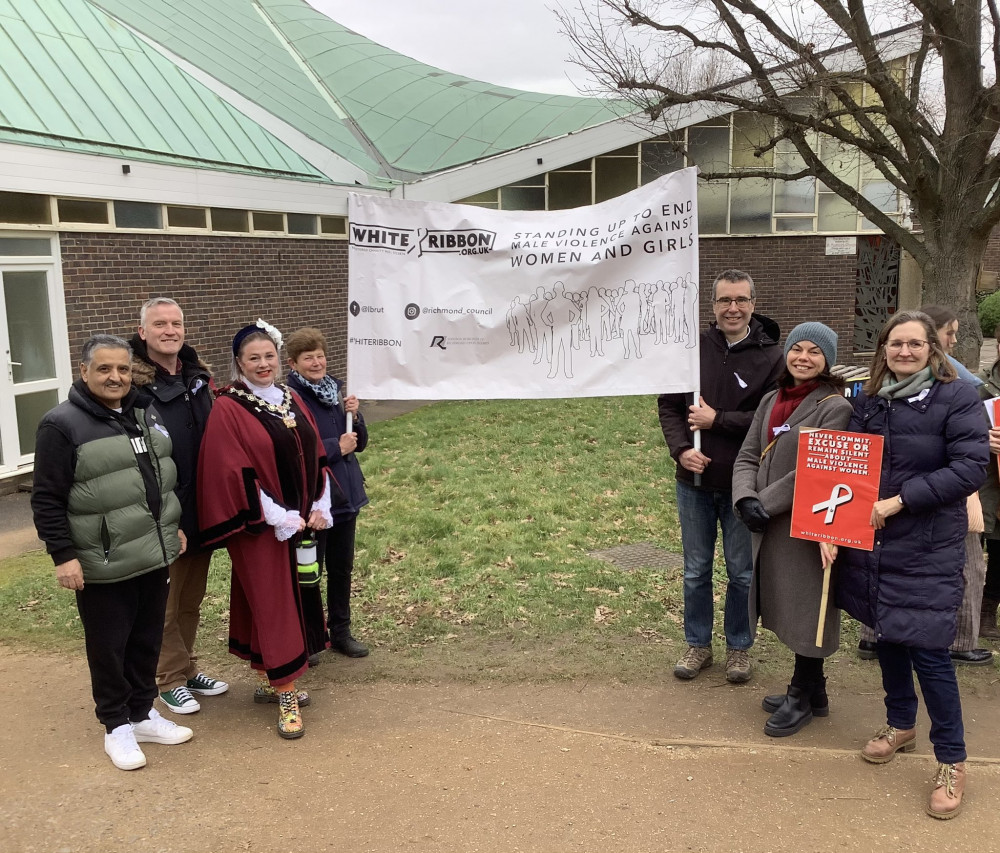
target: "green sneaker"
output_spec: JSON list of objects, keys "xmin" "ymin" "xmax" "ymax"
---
[
  {"xmin": 186, "ymin": 672, "xmax": 229, "ymax": 696},
  {"xmin": 158, "ymin": 685, "xmax": 200, "ymax": 714}
]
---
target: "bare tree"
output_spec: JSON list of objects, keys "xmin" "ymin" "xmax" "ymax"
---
[{"xmin": 561, "ymin": 0, "xmax": 1000, "ymax": 363}]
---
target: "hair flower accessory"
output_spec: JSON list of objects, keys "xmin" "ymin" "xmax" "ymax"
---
[{"xmin": 256, "ymin": 318, "xmax": 283, "ymax": 350}]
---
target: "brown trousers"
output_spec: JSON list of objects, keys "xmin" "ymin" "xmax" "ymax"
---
[{"xmin": 155, "ymin": 549, "xmax": 213, "ymax": 690}]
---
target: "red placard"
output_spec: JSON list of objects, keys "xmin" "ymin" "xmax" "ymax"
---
[{"xmin": 790, "ymin": 429, "xmax": 884, "ymax": 551}]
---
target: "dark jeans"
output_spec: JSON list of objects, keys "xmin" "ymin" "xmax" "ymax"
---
[
  {"xmin": 75, "ymin": 567, "xmax": 169, "ymax": 732},
  {"xmin": 322, "ymin": 516, "xmax": 357, "ymax": 639},
  {"xmin": 303, "ymin": 515, "xmax": 359, "ymax": 653},
  {"xmin": 675, "ymin": 480, "xmax": 753, "ymax": 650},
  {"xmin": 876, "ymin": 640, "xmax": 966, "ymax": 764}
]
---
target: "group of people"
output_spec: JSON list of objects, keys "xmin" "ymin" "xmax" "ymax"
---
[
  {"xmin": 31, "ymin": 300, "xmax": 369, "ymax": 770},
  {"xmin": 659, "ymin": 269, "xmax": 994, "ymax": 820}
]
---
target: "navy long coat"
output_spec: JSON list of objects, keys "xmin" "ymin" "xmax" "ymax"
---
[{"xmin": 834, "ymin": 378, "xmax": 989, "ymax": 648}]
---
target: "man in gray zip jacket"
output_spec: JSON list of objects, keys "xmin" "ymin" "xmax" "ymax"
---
[{"xmin": 32, "ymin": 334, "xmax": 194, "ymax": 771}]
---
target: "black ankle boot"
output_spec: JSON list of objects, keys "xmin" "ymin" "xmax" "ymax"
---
[
  {"xmin": 763, "ymin": 685, "xmax": 814, "ymax": 737},
  {"xmin": 761, "ymin": 677, "xmax": 829, "ymax": 717}
]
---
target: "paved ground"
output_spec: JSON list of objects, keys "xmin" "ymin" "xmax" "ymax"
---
[
  {"xmin": 4, "ymin": 387, "xmax": 1000, "ymax": 851},
  {"xmin": 2, "ymin": 645, "xmax": 999, "ymax": 853}
]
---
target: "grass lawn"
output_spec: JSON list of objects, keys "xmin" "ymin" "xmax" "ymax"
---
[{"xmin": 0, "ymin": 397, "xmax": 869, "ymax": 682}]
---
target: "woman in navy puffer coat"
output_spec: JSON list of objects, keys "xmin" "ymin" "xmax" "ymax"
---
[{"xmin": 831, "ymin": 311, "xmax": 988, "ymax": 820}]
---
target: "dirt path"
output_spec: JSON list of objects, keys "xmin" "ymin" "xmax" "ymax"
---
[{"xmin": 3, "ymin": 646, "xmax": 999, "ymax": 853}]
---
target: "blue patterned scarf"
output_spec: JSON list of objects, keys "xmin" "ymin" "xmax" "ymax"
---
[{"xmin": 290, "ymin": 370, "xmax": 339, "ymax": 407}]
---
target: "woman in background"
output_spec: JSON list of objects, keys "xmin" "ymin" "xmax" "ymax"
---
[{"xmin": 286, "ymin": 327, "xmax": 370, "ymax": 659}]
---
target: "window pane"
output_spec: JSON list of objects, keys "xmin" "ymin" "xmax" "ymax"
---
[
  {"xmin": 211, "ymin": 208, "xmax": 249, "ymax": 232},
  {"xmin": 0, "ymin": 192, "xmax": 50, "ymax": 224},
  {"xmin": 0, "ymin": 237, "xmax": 51, "ymax": 257},
  {"xmin": 167, "ymin": 206, "xmax": 207, "ymax": 228},
  {"xmin": 595, "ymin": 156, "xmax": 638, "ymax": 203},
  {"xmin": 57, "ymin": 198, "xmax": 108, "ymax": 224},
  {"xmin": 730, "ymin": 178, "xmax": 772, "ymax": 234},
  {"xmin": 16, "ymin": 389, "xmax": 60, "ymax": 456},
  {"xmin": 252, "ymin": 212, "xmax": 284, "ymax": 231},
  {"xmin": 3, "ymin": 270, "xmax": 56, "ymax": 382},
  {"xmin": 457, "ymin": 190, "xmax": 499, "ymax": 206},
  {"xmin": 500, "ymin": 185, "xmax": 545, "ymax": 210},
  {"xmin": 556, "ymin": 159, "xmax": 593, "ymax": 172},
  {"xmin": 320, "ymin": 216, "xmax": 347, "ymax": 235},
  {"xmin": 862, "ymin": 181, "xmax": 898, "ymax": 212},
  {"xmin": 641, "ymin": 141, "xmax": 684, "ymax": 183},
  {"xmin": 774, "ymin": 178, "xmax": 815, "ymax": 213},
  {"xmin": 688, "ymin": 124, "xmax": 730, "ymax": 172},
  {"xmin": 775, "ymin": 217, "xmax": 815, "ymax": 232},
  {"xmin": 114, "ymin": 201, "xmax": 161, "ymax": 229},
  {"xmin": 510, "ymin": 174, "xmax": 545, "ymax": 187},
  {"xmin": 548, "ymin": 171, "xmax": 592, "ymax": 210},
  {"xmin": 288, "ymin": 213, "xmax": 317, "ymax": 235},
  {"xmin": 697, "ymin": 181, "xmax": 728, "ymax": 233},
  {"xmin": 818, "ymin": 192, "xmax": 858, "ymax": 231},
  {"xmin": 820, "ymin": 135, "xmax": 860, "ymax": 185},
  {"xmin": 605, "ymin": 144, "xmax": 639, "ymax": 156},
  {"xmin": 732, "ymin": 112, "xmax": 773, "ymax": 168}
]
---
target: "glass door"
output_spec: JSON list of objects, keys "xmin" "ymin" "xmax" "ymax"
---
[{"xmin": 0, "ymin": 235, "xmax": 70, "ymax": 476}]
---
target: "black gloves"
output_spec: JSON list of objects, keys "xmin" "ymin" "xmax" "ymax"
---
[{"xmin": 736, "ymin": 497, "xmax": 769, "ymax": 533}]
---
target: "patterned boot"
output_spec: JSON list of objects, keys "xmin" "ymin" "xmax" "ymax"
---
[{"xmin": 276, "ymin": 690, "xmax": 304, "ymax": 739}]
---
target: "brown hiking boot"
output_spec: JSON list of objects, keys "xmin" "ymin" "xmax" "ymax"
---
[
  {"xmin": 861, "ymin": 725, "xmax": 916, "ymax": 764},
  {"xmin": 673, "ymin": 646, "xmax": 713, "ymax": 680},
  {"xmin": 927, "ymin": 762, "xmax": 966, "ymax": 819},
  {"xmin": 725, "ymin": 648, "xmax": 752, "ymax": 683}
]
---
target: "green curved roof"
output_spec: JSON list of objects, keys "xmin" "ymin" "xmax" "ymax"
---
[
  {"xmin": 1, "ymin": 0, "xmax": 629, "ymax": 183},
  {"xmin": 0, "ymin": 0, "xmax": 327, "ymax": 179}
]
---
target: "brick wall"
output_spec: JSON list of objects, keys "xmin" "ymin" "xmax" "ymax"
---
[
  {"xmin": 58, "ymin": 231, "xmax": 866, "ymax": 391},
  {"xmin": 700, "ymin": 235, "xmax": 861, "ymax": 365},
  {"xmin": 59, "ymin": 232, "xmax": 350, "ymax": 380}
]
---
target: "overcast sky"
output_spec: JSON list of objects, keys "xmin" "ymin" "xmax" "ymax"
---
[{"xmin": 306, "ymin": 0, "xmax": 599, "ymax": 96}]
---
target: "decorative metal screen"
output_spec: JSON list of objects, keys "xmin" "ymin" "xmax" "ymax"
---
[{"xmin": 854, "ymin": 235, "xmax": 900, "ymax": 352}]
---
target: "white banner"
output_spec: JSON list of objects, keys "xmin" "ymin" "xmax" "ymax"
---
[{"xmin": 347, "ymin": 169, "xmax": 700, "ymax": 400}]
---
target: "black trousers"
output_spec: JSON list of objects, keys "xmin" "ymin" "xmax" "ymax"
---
[
  {"xmin": 75, "ymin": 567, "xmax": 169, "ymax": 732},
  {"xmin": 986, "ymin": 539, "xmax": 1000, "ymax": 601},
  {"xmin": 304, "ymin": 515, "xmax": 359, "ymax": 654}
]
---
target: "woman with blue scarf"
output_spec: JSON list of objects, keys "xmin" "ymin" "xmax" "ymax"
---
[
  {"xmin": 286, "ymin": 327, "xmax": 370, "ymax": 660},
  {"xmin": 830, "ymin": 310, "xmax": 988, "ymax": 819}
]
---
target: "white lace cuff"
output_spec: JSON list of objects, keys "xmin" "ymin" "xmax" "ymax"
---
[
  {"xmin": 260, "ymin": 489, "xmax": 302, "ymax": 541},
  {"xmin": 310, "ymin": 474, "xmax": 334, "ymax": 527}
]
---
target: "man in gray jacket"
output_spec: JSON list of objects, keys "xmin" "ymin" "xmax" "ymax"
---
[{"xmin": 32, "ymin": 334, "xmax": 194, "ymax": 770}]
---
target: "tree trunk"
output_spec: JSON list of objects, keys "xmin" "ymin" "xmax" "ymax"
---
[{"xmin": 919, "ymin": 232, "xmax": 987, "ymax": 369}]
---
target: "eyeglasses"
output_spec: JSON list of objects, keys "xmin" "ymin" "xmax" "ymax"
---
[
  {"xmin": 885, "ymin": 339, "xmax": 928, "ymax": 353},
  {"xmin": 714, "ymin": 296, "xmax": 753, "ymax": 307}
]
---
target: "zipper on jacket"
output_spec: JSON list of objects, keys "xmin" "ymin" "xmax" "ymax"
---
[{"xmin": 100, "ymin": 517, "xmax": 111, "ymax": 564}]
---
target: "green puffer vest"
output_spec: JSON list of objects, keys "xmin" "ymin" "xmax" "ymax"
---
[{"xmin": 51, "ymin": 389, "xmax": 182, "ymax": 582}]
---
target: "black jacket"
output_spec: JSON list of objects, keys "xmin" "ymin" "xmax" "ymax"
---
[
  {"xmin": 129, "ymin": 335, "xmax": 213, "ymax": 544},
  {"xmin": 287, "ymin": 373, "xmax": 368, "ymax": 521},
  {"xmin": 658, "ymin": 314, "xmax": 783, "ymax": 491}
]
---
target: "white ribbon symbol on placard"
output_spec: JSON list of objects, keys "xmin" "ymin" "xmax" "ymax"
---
[{"xmin": 812, "ymin": 484, "xmax": 853, "ymax": 524}]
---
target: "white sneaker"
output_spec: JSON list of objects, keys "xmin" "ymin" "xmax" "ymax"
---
[
  {"xmin": 132, "ymin": 707, "xmax": 194, "ymax": 745},
  {"xmin": 105, "ymin": 723, "xmax": 147, "ymax": 770}
]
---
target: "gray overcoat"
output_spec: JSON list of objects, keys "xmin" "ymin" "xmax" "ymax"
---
[{"xmin": 732, "ymin": 385, "xmax": 853, "ymax": 657}]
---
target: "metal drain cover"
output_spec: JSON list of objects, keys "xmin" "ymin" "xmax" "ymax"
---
[{"xmin": 588, "ymin": 542, "xmax": 684, "ymax": 572}]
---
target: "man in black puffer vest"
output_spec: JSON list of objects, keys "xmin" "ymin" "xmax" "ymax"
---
[
  {"xmin": 32, "ymin": 334, "xmax": 193, "ymax": 770},
  {"xmin": 130, "ymin": 297, "xmax": 228, "ymax": 716}
]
